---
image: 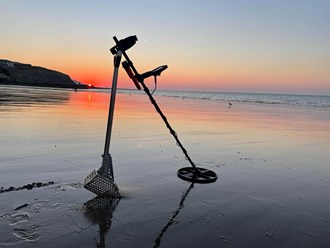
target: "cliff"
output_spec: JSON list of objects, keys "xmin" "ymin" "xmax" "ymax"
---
[{"xmin": 0, "ymin": 59, "xmax": 89, "ymax": 89}]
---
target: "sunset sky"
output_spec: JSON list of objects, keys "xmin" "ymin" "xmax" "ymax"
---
[{"xmin": 1, "ymin": 0, "xmax": 329, "ymax": 95}]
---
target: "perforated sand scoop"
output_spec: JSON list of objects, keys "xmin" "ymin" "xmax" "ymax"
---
[{"xmin": 84, "ymin": 36, "xmax": 138, "ymax": 197}]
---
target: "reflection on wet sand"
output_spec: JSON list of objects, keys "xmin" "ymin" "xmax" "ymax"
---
[
  {"xmin": 1, "ymin": 86, "xmax": 330, "ymax": 247},
  {"xmin": 154, "ymin": 182, "xmax": 195, "ymax": 248},
  {"xmin": 84, "ymin": 196, "xmax": 120, "ymax": 248},
  {"xmin": 0, "ymin": 86, "xmax": 71, "ymax": 108}
]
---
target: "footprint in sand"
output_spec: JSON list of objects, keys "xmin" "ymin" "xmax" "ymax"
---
[
  {"xmin": 0, "ymin": 201, "xmax": 49, "ymax": 246},
  {"xmin": 1, "ymin": 225, "xmax": 44, "ymax": 245},
  {"xmin": 13, "ymin": 225, "xmax": 42, "ymax": 242},
  {"xmin": 9, "ymin": 212, "xmax": 31, "ymax": 225},
  {"xmin": 0, "ymin": 212, "xmax": 30, "ymax": 225}
]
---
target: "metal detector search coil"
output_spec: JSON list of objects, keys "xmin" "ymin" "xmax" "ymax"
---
[{"xmin": 177, "ymin": 167, "xmax": 218, "ymax": 184}]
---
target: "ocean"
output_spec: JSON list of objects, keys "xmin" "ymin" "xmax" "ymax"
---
[{"xmin": 123, "ymin": 89, "xmax": 330, "ymax": 108}]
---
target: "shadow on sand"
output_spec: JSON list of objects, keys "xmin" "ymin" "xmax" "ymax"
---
[
  {"xmin": 83, "ymin": 183, "xmax": 194, "ymax": 248},
  {"xmin": 153, "ymin": 182, "xmax": 195, "ymax": 248},
  {"xmin": 84, "ymin": 196, "xmax": 120, "ymax": 248}
]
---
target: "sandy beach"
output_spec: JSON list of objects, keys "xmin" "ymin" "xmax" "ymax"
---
[{"xmin": 1, "ymin": 85, "xmax": 330, "ymax": 247}]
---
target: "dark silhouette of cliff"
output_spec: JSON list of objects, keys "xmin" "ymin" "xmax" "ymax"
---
[{"xmin": 0, "ymin": 59, "xmax": 89, "ymax": 89}]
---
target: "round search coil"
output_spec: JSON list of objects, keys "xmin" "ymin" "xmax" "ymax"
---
[{"xmin": 177, "ymin": 167, "xmax": 217, "ymax": 184}]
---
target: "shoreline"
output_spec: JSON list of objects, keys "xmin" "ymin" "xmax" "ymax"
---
[{"xmin": 0, "ymin": 82, "xmax": 93, "ymax": 90}]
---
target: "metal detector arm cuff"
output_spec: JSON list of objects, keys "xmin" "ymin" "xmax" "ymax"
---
[
  {"xmin": 141, "ymin": 65, "xmax": 168, "ymax": 80},
  {"xmin": 111, "ymin": 36, "xmax": 138, "ymax": 55}
]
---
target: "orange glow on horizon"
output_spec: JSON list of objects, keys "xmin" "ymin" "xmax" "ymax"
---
[{"xmin": 42, "ymin": 55, "xmax": 329, "ymax": 94}]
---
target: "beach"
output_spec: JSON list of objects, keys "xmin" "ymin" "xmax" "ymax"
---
[{"xmin": 1, "ymin": 85, "xmax": 330, "ymax": 248}]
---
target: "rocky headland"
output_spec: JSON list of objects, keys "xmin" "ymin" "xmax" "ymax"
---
[{"xmin": 0, "ymin": 59, "xmax": 90, "ymax": 89}]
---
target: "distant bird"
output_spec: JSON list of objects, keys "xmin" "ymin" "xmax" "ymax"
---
[{"xmin": 228, "ymin": 102, "xmax": 233, "ymax": 106}]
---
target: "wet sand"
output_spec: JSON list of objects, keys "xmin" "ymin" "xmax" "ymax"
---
[{"xmin": 1, "ymin": 86, "xmax": 330, "ymax": 247}]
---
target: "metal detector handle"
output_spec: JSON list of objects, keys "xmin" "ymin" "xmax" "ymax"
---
[
  {"xmin": 110, "ymin": 36, "xmax": 137, "ymax": 55},
  {"xmin": 122, "ymin": 61, "xmax": 141, "ymax": 90},
  {"xmin": 113, "ymin": 36, "xmax": 141, "ymax": 78}
]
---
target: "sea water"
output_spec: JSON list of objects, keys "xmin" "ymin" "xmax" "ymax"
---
[{"xmin": 138, "ymin": 90, "xmax": 330, "ymax": 108}]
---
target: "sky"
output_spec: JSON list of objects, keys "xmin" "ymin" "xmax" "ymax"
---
[{"xmin": 1, "ymin": 0, "xmax": 330, "ymax": 95}]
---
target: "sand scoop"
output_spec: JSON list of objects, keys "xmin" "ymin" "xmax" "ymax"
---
[{"xmin": 84, "ymin": 50, "xmax": 123, "ymax": 198}]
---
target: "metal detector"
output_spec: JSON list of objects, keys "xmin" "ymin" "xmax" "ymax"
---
[{"xmin": 115, "ymin": 35, "xmax": 218, "ymax": 184}]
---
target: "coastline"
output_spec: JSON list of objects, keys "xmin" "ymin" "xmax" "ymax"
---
[
  {"xmin": 0, "ymin": 81, "xmax": 92, "ymax": 89},
  {"xmin": 0, "ymin": 59, "xmax": 92, "ymax": 89}
]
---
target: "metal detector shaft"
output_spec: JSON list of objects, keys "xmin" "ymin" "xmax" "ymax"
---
[{"xmin": 140, "ymin": 82, "xmax": 196, "ymax": 169}]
